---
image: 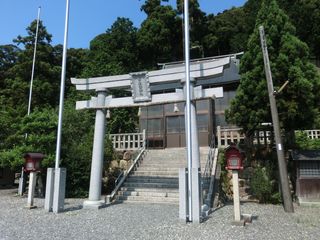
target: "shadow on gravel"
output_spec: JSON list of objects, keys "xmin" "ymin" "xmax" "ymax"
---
[
  {"xmin": 64, "ymin": 205, "xmax": 83, "ymax": 212},
  {"xmin": 63, "ymin": 202, "xmax": 83, "ymax": 212}
]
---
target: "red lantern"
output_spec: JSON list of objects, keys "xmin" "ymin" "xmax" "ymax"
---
[
  {"xmin": 225, "ymin": 145, "xmax": 244, "ymax": 170},
  {"xmin": 24, "ymin": 153, "xmax": 44, "ymax": 173}
]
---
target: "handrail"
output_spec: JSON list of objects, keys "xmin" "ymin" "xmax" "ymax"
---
[
  {"xmin": 201, "ymin": 133, "xmax": 218, "ymax": 212},
  {"xmin": 202, "ymin": 134, "xmax": 216, "ymax": 184},
  {"xmin": 106, "ymin": 147, "xmax": 146, "ymax": 203}
]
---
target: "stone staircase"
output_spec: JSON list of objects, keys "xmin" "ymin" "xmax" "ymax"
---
[{"xmin": 115, "ymin": 147, "xmax": 209, "ymax": 204}]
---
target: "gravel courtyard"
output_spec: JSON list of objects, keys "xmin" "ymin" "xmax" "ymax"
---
[{"xmin": 0, "ymin": 188, "xmax": 319, "ymax": 240}]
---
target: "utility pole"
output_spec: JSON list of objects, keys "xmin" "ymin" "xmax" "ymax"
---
[{"xmin": 259, "ymin": 25, "xmax": 294, "ymax": 213}]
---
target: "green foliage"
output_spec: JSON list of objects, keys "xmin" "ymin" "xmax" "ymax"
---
[
  {"xmin": 0, "ymin": 108, "xmax": 57, "ymax": 170},
  {"xmin": 226, "ymin": 0, "xmax": 320, "ymax": 134},
  {"xmin": 250, "ymin": 165, "xmax": 274, "ymax": 203},
  {"xmin": 83, "ymin": 18, "xmax": 139, "ymax": 77},
  {"xmin": 295, "ymin": 131, "xmax": 320, "ymax": 150},
  {"xmin": 137, "ymin": 2, "xmax": 182, "ymax": 68},
  {"xmin": 205, "ymin": 7, "xmax": 247, "ymax": 56}
]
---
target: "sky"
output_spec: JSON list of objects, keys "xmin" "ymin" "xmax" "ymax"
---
[{"xmin": 0, "ymin": 0, "xmax": 247, "ymax": 49}]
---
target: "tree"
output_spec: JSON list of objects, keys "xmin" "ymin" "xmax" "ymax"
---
[
  {"xmin": 176, "ymin": 0, "xmax": 207, "ymax": 58},
  {"xmin": 3, "ymin": 20, "xmax": 61, "ymax": 110},
  {"xmin": 204, "ymin": 7, "xmax": 247, "ymax": 56},
  {"xmin": 243, "ymin": 0, "xmax": 320, "ymax": 62},
  {"xmin": 83, "ymin": 17, "xmax": 139, "ymax": 77},
  {"xmin": 226, "ymin": 0, "xmax": 320, "ymax": 134},
  {"xmin": 0, "ymin": 108, "xmax": 57, "ymax": 170},
  {"xmin": 0, "ymin": 44, "xmax": 20, "ymax": 81},
  {"xmin": 137, "ymin": 0, "xmax": 182, "ymax": 68}
]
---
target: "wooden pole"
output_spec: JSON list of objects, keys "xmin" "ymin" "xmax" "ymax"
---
[{"xmin": 259, "ymin": 25, "xmax": 294, "ymax": 213}]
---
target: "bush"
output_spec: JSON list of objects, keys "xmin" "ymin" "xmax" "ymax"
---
[
  {"xmin": 295, "ymin": 131, "xmax": 320, "ymax": 150},
  {"xmin": 250, "ymin": 164, "xmax": 281, "ymax": 203}
]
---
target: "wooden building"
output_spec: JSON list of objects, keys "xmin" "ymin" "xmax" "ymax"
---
[
  {"xmin": 291, "ymin": 150, "xmax": 320, "ymax": 205},
  {"xmin": 139, "ymin": 54, "xmax": 241, "ymax": 148}
]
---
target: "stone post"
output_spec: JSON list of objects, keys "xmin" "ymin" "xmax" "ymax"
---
[{"xmin": 84, "ymin": 89, "xmax": 107, "ymax": 209}]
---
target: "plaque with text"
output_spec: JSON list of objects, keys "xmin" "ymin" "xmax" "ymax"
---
[{"xmin": 130, "ymin": 72, "xmax": 151, "ymax": 103}]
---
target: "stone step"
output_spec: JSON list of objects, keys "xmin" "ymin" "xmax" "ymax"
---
[
  {"xmin": 134, "ymin": 167, "xmax": 182, "ymax": 171},
  {"xmin": 131, "ymin": 172, "xmax": 178, "ymax": 177},
  {"xmin": 126, "ymin": 176, "xmax": 178, "ymax": 184},
  {"xmin": 122, "ymin": 182, "xmax": 178, "ymax": 189},
  {"xmin": 115, "ymin": 199, "xmax": 178, "ymax": 205},
  {"xmin": 139, "ymin": 163, "xmax": 206, "ymax": 169},
  {"xmin": 120, "ymin": 187, "xmax": 178, "ymax": 193},
  {"xmin": 114, "ymin": 147, "xmax": 210, "ymax": 204},
  {"xmin": 117, "ymin": 190, "xmax": 179, "ymax": 198},
  {"xmin": 116, "ymin": 195, "xmax": 178, "ymax": 204}
]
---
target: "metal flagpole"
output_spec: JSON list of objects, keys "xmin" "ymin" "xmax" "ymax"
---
[
  {"xmin": 27, "ymin": 6, "xmax": 41, "ymax": 117},
  {"xmin": 183, "ymin": 0, "xmax": 193, "ymax": 222},
  {"xmin": 19, "ymin": 6, "xmax": 41, "ymax": 197},
  {"xmin": 46, "ymin": 0, "xmax": 69, "ymax": 213},
  {"xmin": 55, "ymin": 0, "xmax": 70, "ymax": 169}
]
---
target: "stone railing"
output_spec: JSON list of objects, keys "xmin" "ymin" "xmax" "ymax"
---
[
  {"xmin": 109, "ymin": 129, "xmax": 146, "ymax": 151},
  {"xmin": 217, "ymin": 126, "xmax": 245, "ymax": 148},
  {"xmin": 217, "ymin": 126, "xmax": 320, "ymax": 148},
  {"xmin": 303, "ymin": 129, "xmax": 320, "ymax": 140}
]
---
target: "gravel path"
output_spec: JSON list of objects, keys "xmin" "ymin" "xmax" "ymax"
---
[{"xmin": 0, "ymin": 188, "xmax": 319, "ymax": 240}]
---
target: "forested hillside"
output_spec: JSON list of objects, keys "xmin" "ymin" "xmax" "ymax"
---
[{"xmin": 0, "ymin": 0, "xmax": 319, "ymax": 196}]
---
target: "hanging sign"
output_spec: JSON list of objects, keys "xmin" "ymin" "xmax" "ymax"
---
[{"xmin": 130, "ymin": 72, "xmax": 151, "ymax": 103}]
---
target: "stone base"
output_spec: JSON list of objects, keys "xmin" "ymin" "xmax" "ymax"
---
[
  {"xmin": 298, "ymin": 198, "xmax": 320, "ymax": 207},
  {"xmin": 242, "ymin": 213, "xmax": 253, "ymax": 223},
  {"xmin": 25, "ymin": 205, "xmax": 37, "ymax": 209},
  {"xmin": 231, "ymin": 220, "xmax": 245, "ymax": 226},
  {"xmin": 83, "ymin": 200, "xmax": 106, "ymax": 210}
]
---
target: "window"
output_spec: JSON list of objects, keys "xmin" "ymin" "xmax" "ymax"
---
[
  {"xmin": 299, "ymin": 161, "xmax": 320, "ymax": 177},
  {"xmin": 197, "ymin": 114, "xmax": 209, "ymax": 132},
  {"xmin": 148, "ymin": 105, "xmax": 163, "ymax": 117},
  {"xmin": 196, "ymin": 99, "xmax": 209, "ymax": 112}
]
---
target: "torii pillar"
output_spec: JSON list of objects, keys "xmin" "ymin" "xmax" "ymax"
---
[{"xmin": 83, "ymin": 88, "xmax": 107, "ymax": 209}]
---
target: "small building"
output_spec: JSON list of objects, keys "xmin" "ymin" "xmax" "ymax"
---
[{"xmin": 291, "ymin": 150, "xmax": 320, "ymax": 205}]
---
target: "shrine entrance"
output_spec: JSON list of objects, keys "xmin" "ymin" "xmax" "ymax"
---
[
  {"xmin": 139, "ymin": 99, "xmax": 215, "ymax": 148},
  {"xmin": 166, "ymin": 115, "xmax": 186, "ymax": 148}
]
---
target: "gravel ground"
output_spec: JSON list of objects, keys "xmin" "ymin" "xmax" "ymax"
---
[{"xmin": 0, "ymin": 188, "xmax": 319, "ymax": 240}]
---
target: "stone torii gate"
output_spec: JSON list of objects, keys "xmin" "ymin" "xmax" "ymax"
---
[{"xmin": 71, "ymin": 56, "xmax": 231, "ymax": 221}]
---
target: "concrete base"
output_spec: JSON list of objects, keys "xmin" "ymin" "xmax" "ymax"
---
[
  {"xmin": 44, "ymin": 168, "xmax": 55, "ymax": 212},
  {"xmin": 231, "ymin": 220, "xmax": 245, "ymax": 226},
  {"xmin": 242, "ymin": 213, "xmax": 253, "ymax": 224},
  {"xmin": 52, "ymin": 168, "xmax": 66, "ymax": 213},
  {"xmin": 298, "ymin": 198, "xmax": 320, "ymax": 207},
  {"xmin": 25, "ymin": 205, "xmax": 37, "ymax": 209},
  {"xmin": 83, "ymin": 200, "xmax": 106, "ymax": 209}
]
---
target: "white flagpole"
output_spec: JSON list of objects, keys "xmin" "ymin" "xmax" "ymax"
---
[
  {"xmin": 183, "ymin": 0, "xmax": 193, "ymax": 222},
  {"xmin": 55, "ymin": 0, "xmax": 70, "ymax": 169},
  {"xmin": 27, "ymin": 6, "xmax": 41, "ymax": 116}
]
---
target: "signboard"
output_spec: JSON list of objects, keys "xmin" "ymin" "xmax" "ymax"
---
[{"xmin": 130, "ymin": 72, "xmax": 151, "ymax": 103}]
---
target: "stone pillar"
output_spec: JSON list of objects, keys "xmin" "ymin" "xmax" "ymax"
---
[
  {"xmin": 232, "ymin": 170, "xmax": 241, "ymax": 222},
  {"xmin": 26, "ymin": 172, "xmax": 37, "ymax": 209},
  {"xmin": 84, "ymin": 89, "xmax": 107, "ymax": 209}
]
